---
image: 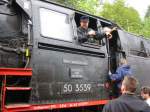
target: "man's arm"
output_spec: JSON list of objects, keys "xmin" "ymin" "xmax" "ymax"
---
[
  {"xmin": 95, "ymin": 30, "xmax": 106, "ymax": 40},
  {"xmin": 87, "ymin": 28, "xmax": 106, "ymax": 40},
  {"xmin": 95, "ymin": 27, "xmax": 113, "ymax": 40},
  {"xmin": 77, "ymin": 28, "xmax": 88, "ymax": 43},
  {"xmin": 110, "ymin": 67, "xmax": 123, "ymax": 81}
]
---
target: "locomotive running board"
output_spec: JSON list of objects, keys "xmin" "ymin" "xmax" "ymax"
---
[{"xmin": 4, "ymin": 100, "xmax": 108, "ymax": 112}]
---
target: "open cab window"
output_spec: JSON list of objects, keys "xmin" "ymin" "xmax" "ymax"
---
[
  {"xmin": 40, "ymin": 8, "xmax": 73, "ymax": 42},
  {"xmin": 39, "ymin": 7, "xmax": 113, "ymax": 50},
  {"xmin": 74, "ymin": 13, "xmax": 113, "ymax": 48},
  {"xmin": 74, "ymin": 13, "xmax": 101, "ymax": 47}
]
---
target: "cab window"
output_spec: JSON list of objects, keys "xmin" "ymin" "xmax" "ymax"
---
[
  {"xmin": 74, "ymin": 13, "xmax": 112, "ymax": 47},
  {"xmin": 74, "ymin": 13, "xmax": 101, "ymax": 46},
  {"xmin": 40, "ymin": 8, "xmax": 73, "ymax": 42}
]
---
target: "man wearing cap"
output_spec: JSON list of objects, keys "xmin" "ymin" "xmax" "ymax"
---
[{"xmin": 77, "ymin": 16, "xmax": 112, "ymax": 43}]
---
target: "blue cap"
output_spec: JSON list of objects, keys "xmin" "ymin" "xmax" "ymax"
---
[{"xmin": 80, "ymin": 16, "xmax": 89, "ymax": 22}]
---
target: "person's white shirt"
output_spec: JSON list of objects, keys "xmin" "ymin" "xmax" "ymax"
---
[{"xmin": 146, "ymin": 98, "xmax": 150, "ymax": 106}]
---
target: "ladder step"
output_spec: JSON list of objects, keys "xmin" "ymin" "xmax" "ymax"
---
[
  {"xmin": 0, "ymin": 68, "xmax": 32, "ymax": 76},
  {"xmin": 5, "ymin": 103, "xmax": 31, "ymax": 109},
  {"xmin": 6, "ymin": 87, "xmax": 32, "ymax": 91}
]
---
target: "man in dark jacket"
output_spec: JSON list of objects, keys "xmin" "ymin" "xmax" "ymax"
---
[
  {"xmin": 103, "ymin": 76, "xmax": 150, "ymax": 112},
  {"xmin": 77, "ymin": 16, "xmax": 112, "ymax": 43}
]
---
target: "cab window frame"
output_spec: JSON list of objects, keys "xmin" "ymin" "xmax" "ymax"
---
[
  {"xmin": 39, "ymin": 7, "xmax": 74, "ymax": 43},
  {"xmin": 74, "ymin": 13, "xmax": 104, "ymax": 48}
]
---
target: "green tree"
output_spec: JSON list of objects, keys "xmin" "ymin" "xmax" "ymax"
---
[
  {"xmin": 50, "ymin": 0, "xmax": 101, "ymax": 15},
  {"xmin": 141, "ymin": 17, "xmax": 150, "ymax": 38},
  {"xmin": 74, "ymin": 0, "xmax": 100, "ymax": 15},
  {"xmin": 145, "ymin": 6, "xmax": 150, "ymax": 18},
  {"xmin": 140, "ymin": 6, "xmax": 150, "ymax": 38},
  {"xmin": 100, "ymin": 0, "xmax": 142, "ymax": 35}
]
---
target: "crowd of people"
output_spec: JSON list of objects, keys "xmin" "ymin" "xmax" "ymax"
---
[
  {"xmin": 103, "ymin": 57, "xmax": 150, "ymax": 112},
  {"xmin": 103, "ymin": 58, "xmax": 150, "ymax": 112},
  {"xmin": 103, "ymin": 76, "xmax": 150, "ymax": 112}
]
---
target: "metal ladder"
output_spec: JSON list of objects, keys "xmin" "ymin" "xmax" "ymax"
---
[{"xmin": 0, "ymin": 68, "xmax": 32, "ymax": 112}]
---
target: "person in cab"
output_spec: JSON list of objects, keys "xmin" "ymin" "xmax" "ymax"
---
[{"xmin": 77, "ymin": 16, "xmax": 112, "ymax": 43}]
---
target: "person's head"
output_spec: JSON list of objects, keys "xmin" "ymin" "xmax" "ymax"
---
[
  {"xmin": 121, "ymin": 76, "xmax": 138, "ymax": 94},
  {"xmin": 80, "ymin": 16, "xmax": 89, "ymax": 29},
  {"xmin": 141, "ymin": 86, "xmax": 150, "ymax": 100},
  {"xmin": 120, "ymin": 58, "xmax": 127, "ymax": 65}
]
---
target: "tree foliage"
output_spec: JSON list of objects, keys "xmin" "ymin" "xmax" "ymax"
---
[
  {"xmin": 51, "ymin": 0, "xmax": 100, "ymax": 15},
  {"xmin": 142, "ymin": 17, "xmax": 150, "ymax": 38},
  {"xmin": 145, "ymin": 6, "xmax": 150, "ymax": 18},
  {"xmin": 100, "ymin": 0, "xmax": 143, "ymax": 36},
  {"xmin": 100, "ymin": 0, "xmax": 150, "ymax": 38}
]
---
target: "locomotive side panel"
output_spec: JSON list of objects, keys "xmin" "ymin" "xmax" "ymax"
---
[{"xmin": 30, "ymin": 47, "xmax": 108, "ymax": 104}]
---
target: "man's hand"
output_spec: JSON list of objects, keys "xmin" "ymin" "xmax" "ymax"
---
[
  {"xmin": 88, "ymin": 30, "xmax": 96, "ymax": 36},
  {"xmin": 106, "ymin": 32, "xmax": 112, "ymax": 39},
  {"xmin": 103, "ymin": 27, "xmax": 112, "ymax": 33},
  {"xmin": 104, "ymin": 82, "xmax": 110, "ymax": 89},
  {"xmin": 103, "ymin": 27, "xmax": 114, "ymax": 39}
]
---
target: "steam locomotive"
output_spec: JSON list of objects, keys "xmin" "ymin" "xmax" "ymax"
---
[{"xmin": 0, "ymin": 0, "xmax": 150, "ymax": 111}]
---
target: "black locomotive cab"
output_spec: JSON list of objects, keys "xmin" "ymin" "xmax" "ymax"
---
[{"xmin": 30, "ymin": 0, "xmax": 117, "ymax": 104}]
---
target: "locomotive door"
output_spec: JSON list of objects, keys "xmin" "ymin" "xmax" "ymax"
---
[
  {"xmin": 108, "ymin": 29, "xmax": 126, "ymax": 75},
  {"xmin": 105, "ymin": 29, "xmax": 126, "ymax": 97}
]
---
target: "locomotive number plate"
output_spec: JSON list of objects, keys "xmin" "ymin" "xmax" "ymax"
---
[{"xmin": 61, "ymin": 83, "xmax": 93, "ymax": 94}]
